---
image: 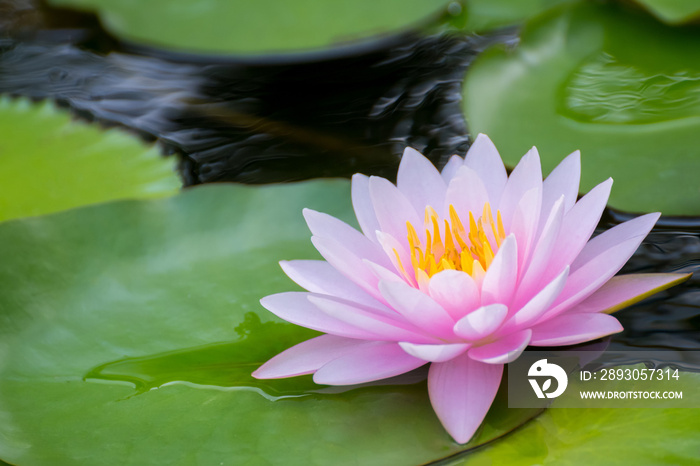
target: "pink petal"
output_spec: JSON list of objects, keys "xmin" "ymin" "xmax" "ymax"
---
[
  {"xmin": 441, "ymin": 155, "xmax": 463, "ymax": 183},
  {"xmin": 280, "ymin": 260, "xmax": 384, "ymax": 308},
  {"xmin": 351, "ymin": 173, "xmax": 381, "ymax": 242},
  {"xmin": 505, "ymin": 266, "xmax": 569, "ymax": 330},
  {"xmin": 572, "ymin": 213, "xmax": 659, "ymax": 271},
  {"xmin": 530, "ymin": 313, "xmax": 623, "ymax": 346},
  {"xmin": 253, "ymin": 334, "xmax": 373, "ymax": 379},
  {"xmin": 363, "ymin": 259, "xmax": 406, "ymax": 285},
  {"xmin": 375, "ymin": 230, "xmax": 416, "ymax": 285},
  {"xmin": 260, "ymin": 292, "xmax": 386, "ymax": 340},
  {"xmin": 303, "ymin": 208, "xmax": 389, "ymax": 268},
  {"xmin": 397, "ymin": 147, "xmax": 447, "ymax": 214},
  {"xmin": 311, "ymin": 235, "xmax": 383, "ymax": 301},
  {"xmin": 378, "ymin": 280, "xmax": 455, "ymax": 338},
  {"xmin": 453, "ymin": 304, "xmax": 509, "ymax": 340},
  {"xmin": 543, "ymin": 178, "xmax": 612, "ymax": 280},
  {"xmin": 313, "ymin": 342, "xmax": 426, "ymax": 385},
  {"xmin": 542, "ymin": 236, "xmax": 646, "ymax": 320},
  {"xmin": 463, "ymin": 134, "xmax": 508, "ymax": 205},
  {"xmin": 572, "ymin": 273, "xmax": 691, "ymax": 314},
  {"xmin": 497, "ymin": 147, "xmax": 542, "ymax": 231},
  {"xmin": 308, "ymin": 294, "xmax": 440, "ymax": 344},
  {"xmin": 468, "ymin": 329, "xmax": 532, "ymax": 364},
  {"xmin": 509, "ymin": 187, "xmax": 542, "ymax": 271},
  {"xmin": 481, "ymin": 235, "xmax": 518, "ymax": 306},
  {"xmin": 515, "ymin": 197, "xmax": 565, "ymax": 306},
  {"xmin": 545, "ymin": 215, "xmax": 661, "ymax": 317},
  {"xmin": 444, "ymin": 166, "xmax": 490, "ymax": 222},
  {"xmin": 369, "ymin": 175, "xmax": 422, "ymax": 245},
  {"xmin": 399, "ymin": 342, "xmax": 470, "ymax": 362},
  {"xmin": 541, "ymin": 150, "xmax": 580, "ymax": 218},
  {"xmin": 428, "ymin": 270, "xmax": 480, "ymax": 320},
  {"xmin": 428, "ymin": 353, "xmax": 503, "ymax": 444}
]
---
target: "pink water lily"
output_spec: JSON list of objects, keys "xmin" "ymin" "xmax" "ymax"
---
[{"xmin": 253, "ymin": 134, "xmax": 689, "ymax": 443}]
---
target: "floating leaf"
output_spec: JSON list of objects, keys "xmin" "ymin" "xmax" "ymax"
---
[
  {"xmin": 0, "ymin": 182, "xmax": 538, "ymax": 465},
  {"xmin": 0, "ymin": 97, "xmax": 179, "ymax": 223},
  {"xmin": 463, "ymin": 1, "xmax": 700, "ymax": 215},
  {"xmin": 47, "ymin": 0, "xmax": 461, "ymax": 54}
]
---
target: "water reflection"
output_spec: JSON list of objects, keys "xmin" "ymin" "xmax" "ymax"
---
[{"xmin": 562, "ymin": 52, "xmax": 700, "ymax": 124}]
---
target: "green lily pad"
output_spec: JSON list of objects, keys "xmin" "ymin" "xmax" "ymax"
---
[
  {"xmin": 0, "ymin": 182, "xmax": 539, "ymax": 465},
  {"xmin": 46, "ymin": 0, "xmax": 462, "ymax": 54},
  {"xmin": 632, "ymin": 0, "xmax": 700, "ymax": 24},
  {"xmin": 0, "ymin": 97, "xmax": 179, "ymax": 223},
  {"xmin": 463, "ymin": 0, "xmax": 577, "ymax": 31},
  {"xmin": 463, "ymin": 1, "xmax": 700, "ymax": 215},
  {"xmin": 447, "ymin": 365, "xmax": 700, "ymax": 465}
]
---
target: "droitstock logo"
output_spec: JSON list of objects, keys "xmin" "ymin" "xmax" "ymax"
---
[{"xmin": 528, "ymin": 359, "xmax": 568, "ymax": 399}]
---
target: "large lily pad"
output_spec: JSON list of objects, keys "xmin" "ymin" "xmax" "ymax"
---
[
  {"xmin": 0, "ymin": 182, "xmax": 538, "ymax": 465},
  {"xmin": 0, "ymin": 97, "xmax": 179, "ymax": 223},
  {"xmin": 463, "ymin": 1, "xmax": 700, "ymax": 215},
  {"xmin": 46, "ymin": 0, "xmax": 460, "ymax": 55}
]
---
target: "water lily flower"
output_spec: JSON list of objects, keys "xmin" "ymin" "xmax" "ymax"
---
[{"xmin": 253, "ymin": 134, "xmax": 689, "ymax": 443}]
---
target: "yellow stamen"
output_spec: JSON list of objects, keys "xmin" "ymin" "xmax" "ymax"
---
[{"xmin": 398, "ymin": 202, "xmax": 507, "ymax": 282}]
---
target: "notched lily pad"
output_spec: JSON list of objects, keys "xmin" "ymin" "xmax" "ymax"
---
[
  {"xmin": 0, "ymin": 97, "xmax": 180, "ymax": 223},
  {"xmin": 463, "ymin": 1, "xmax": 700, "ymax": 215},
  {"xmin": 0, "ymin": 182, "xmax": 539, "ymax": 466}
]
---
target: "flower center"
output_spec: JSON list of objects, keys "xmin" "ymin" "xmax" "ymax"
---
[{"xmin": 397, "ymin": 203, "xmax": 506, "ymax": 284}]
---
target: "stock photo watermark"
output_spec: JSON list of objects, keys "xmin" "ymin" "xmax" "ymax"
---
[{"xmin": 507, "ymin": 351, "xmax": 699, "ymax": 408}]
